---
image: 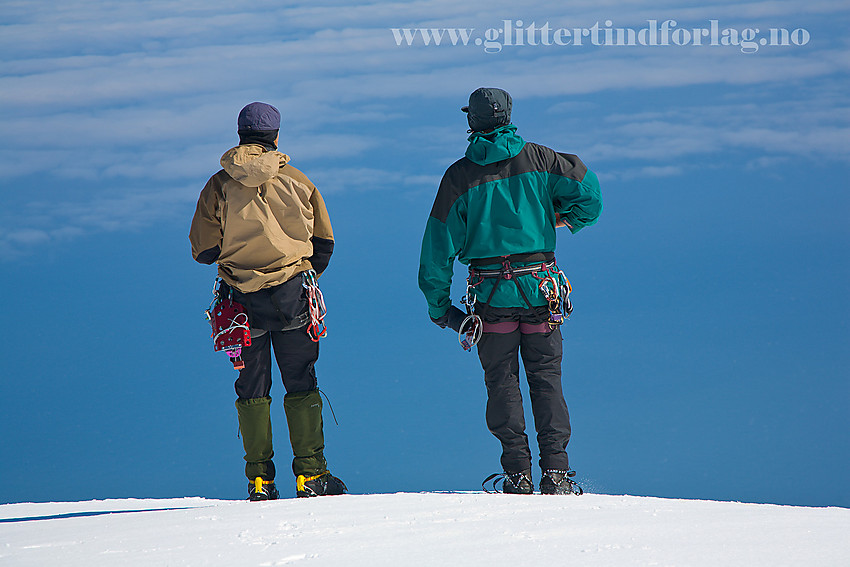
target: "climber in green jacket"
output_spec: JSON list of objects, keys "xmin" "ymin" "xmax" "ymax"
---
[{"xmin": 418, "ymin": 87, "xmax": 602, "ymax": 495}]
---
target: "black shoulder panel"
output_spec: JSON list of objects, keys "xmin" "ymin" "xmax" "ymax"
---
[
  {"xmin": 429, "ymin": 144, "xmax": 549, "ymax": 223},
  {"xmin": 429, "ymin": 157, "xmax": 472, "ymax": 223}
]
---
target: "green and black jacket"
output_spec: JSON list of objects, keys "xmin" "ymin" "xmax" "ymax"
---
[{"xmin": 418, "ymin": 125, "xmax": 602, "ymax": 320}]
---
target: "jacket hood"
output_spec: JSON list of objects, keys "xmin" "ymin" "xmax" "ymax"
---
[
  {"xmin": 465, "ymin": 124, "xmax": 525, "ymax": 165},
  {"xmin": 220, "ymin": 144, "xmax": 290, "ymax": 187}
]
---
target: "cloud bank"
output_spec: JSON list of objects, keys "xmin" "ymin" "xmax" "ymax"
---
[{"xmin": 1, "ymin": 0, "xmax": 847, "ymax": 258}]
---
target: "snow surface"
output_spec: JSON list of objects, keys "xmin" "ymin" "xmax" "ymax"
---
[{"xmin": 1, "ymin": 493, "xmax": 847, "ymax": 566}]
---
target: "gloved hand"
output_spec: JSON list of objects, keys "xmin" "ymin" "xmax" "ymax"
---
[
  {"xmin": 216, "ymin": 279, "xmax": 234, "ymax": 299},
  {"xmin": 430, "ymin": 305, "xmax": 469, "ymax": 333}
]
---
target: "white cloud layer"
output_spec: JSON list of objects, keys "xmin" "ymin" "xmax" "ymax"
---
[{"xmin": 1, "ymin": 0, "xmax": 848, "ymax": 258}]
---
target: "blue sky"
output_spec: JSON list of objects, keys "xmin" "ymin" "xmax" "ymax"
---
[{"xmin": 1, "ymin": 0, "xmax": 848, "ymax": 506}]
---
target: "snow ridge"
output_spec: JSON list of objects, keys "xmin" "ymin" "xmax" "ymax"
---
[{"xmin": 1, "ymin": 493, "xmax": 848, "ymax": 566}]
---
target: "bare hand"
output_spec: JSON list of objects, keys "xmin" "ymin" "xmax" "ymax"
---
[{"xmin": 555, "ymin": 214, "xmax": 573, "ymax": 229}]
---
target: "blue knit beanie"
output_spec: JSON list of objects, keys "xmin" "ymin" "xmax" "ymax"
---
[{"xmin": 237, "ymin": 102, "xmax": 280, "ymax": 132}]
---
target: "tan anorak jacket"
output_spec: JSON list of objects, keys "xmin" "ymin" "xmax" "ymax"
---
[{"xmin": 190, "ymin": 144, "xmax": 333, "ymax": 293}]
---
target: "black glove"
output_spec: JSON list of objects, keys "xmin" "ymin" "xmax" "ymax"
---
[
  {"xmin": 431, "ymin": 305, "xmax": 469, "ymax": 333},
  {"xmin": 216, "ymin": 279, "xmax": 234, "ymax": 300}
]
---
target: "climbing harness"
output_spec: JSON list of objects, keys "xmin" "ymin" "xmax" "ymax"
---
[
  {"xmin": 204, "ymin": 271, "xmax": 327, "ymax": 368},
  {"xmin": 302, "ymin": 269, "xmax": 327, "ymax": 342},
  {"xmin": 468, "ymin": 253, "xmax": 573, "ymax": 331},
  {"xmin": 205, "ymin": 278, "xmax": 252, "ymax": 370}
]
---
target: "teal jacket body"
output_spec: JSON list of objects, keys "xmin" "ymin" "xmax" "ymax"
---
[{"xmin": 418, "ymin": 125, "xmax": 602, "ymax": 319}]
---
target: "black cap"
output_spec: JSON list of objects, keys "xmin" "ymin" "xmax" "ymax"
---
[{"xmin": 462, "ymin": 87, "xmax": 512, "ymax": 132}]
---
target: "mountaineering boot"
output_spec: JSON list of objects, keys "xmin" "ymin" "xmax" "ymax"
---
[
  {"xmin": 248, "ymin": 477, "xmax": 280, "ymax": 501},
  {"xmin": 296, "ymin": 471, "xmax": 348, "ymax": 498},
  {"xmin": 502, "ymin": 469, "xmax": 534, "ymax": 494},
  {"xmin": 540, "ymin": 469, "xmax": 583, "ymax": 495},
  {"xmin": 484, "ymin": 470, "xmax": 534, "ymax": 494}
]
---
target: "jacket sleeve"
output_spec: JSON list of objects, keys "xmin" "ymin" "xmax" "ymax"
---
[
  {"xmin": 548, "ymin": 152, "xmax": 602, "ymax": 234},
  {"xmin": 418, "ymin": 175, "xmax": 467, "ymax": 320},
  {"xmin": 308, "ymin": 187, "xmax": 334, "ymax": 275},
  {"xmin": 189, "ymin": 173, "xmax": 224, "ymax": 264}
]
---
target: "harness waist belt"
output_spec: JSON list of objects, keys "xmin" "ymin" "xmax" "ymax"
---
[
  {"xmin": 472, "ymin": 259, "xmax": 556, "ymax": 278},
  {"xmin": 470, "ymin": 252, "xmax": 554, "ymax": 268}
]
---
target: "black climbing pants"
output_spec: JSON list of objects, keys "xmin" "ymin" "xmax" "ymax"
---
[
  {"xmin": 476, "ymin": 325, "xmax": 571, "ymax": 473},
  {"xmin": 235, "ymin": 327, "xmax": 318, "ymax": 400}
]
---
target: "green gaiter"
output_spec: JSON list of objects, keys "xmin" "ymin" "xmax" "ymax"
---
[
  {"xmin": 235, "ymin": 396, "xmax": 274, "ymax": 481},
  {"xmin": 283, "ymin": 390, "xmax": 327, "ymax": 477}
]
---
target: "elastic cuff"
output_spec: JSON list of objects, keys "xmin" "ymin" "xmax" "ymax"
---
[{"xmin": 236, "ymin": 396, "xmax": 272, "ymax": 407}]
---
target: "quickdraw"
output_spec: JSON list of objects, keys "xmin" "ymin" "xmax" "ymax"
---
[
  {"xmin": 458, "ymin": 277, "xmax": 483, "ymax": 351},
  {"xmin": 205, "ymin": 278, "xmax": 252, "ymax": 370},
  {"xmin": 302, "ymin": 269, "xmax": 327, "ymax": 342},
  {"xmin": 532, "ymin": 264, "xmax": 573, "ymax": 330}
]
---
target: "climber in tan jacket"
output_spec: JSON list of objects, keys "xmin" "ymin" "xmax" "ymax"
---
[{"xmin": 189, "ymin": 102, "xmax": 345, "ymax": 501}]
